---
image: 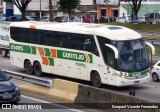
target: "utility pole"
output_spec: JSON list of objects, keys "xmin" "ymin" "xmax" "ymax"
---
[
  {"xmin": 40, "ymin": 0, "xmax": 42, "ymax": 18},
  {"xmin": 49, "ymin": 0, "xmax": 53, "ymax": 22}
]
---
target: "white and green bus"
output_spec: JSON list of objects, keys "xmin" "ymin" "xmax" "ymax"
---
[{"xmin": 9, "ymin": 22, "xmax": 155, "ymax": 87}]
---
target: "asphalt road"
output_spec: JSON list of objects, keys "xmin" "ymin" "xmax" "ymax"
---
[
  {"xmin": 0, "ymin": 80, "xmax": 99, "ymax": 112},
  {"xmin": 0, "ymin": 56, "xmax": 160, "ymax": 103}
]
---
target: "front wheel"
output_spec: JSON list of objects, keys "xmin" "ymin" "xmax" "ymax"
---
[
  {"xmin": 91, "ymin": 72, "xmax": 101, "ymax": 88},
  {"xmin": 152, "ymin": 73, "xmax": 159, "ymax": 82},
  {"xmin": 34, "ymin": 62, "xmax": 42, "ymax": 76},
  {"xmin": 24, "ymin": 60, "xmax": 33, "ymax": 75}
]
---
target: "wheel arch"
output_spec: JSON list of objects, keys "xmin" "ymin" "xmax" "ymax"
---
[
  {"xmin": 90, "ymin": 70, "xmax": 101, "ymax": 81},
  {"xmin": 24, "ymin": 59, "xmax": 31, "ymax": 69}
]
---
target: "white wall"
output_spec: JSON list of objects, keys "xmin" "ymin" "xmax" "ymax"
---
[
  {"xmin": 119, "ymin": 5, "xmax": 127, "ymax": 17},
  {"xmin": 96, "ymin": 0, "xmax": 119, "ymax": 5}
]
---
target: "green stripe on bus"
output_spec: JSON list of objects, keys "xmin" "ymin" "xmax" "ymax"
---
[
  {"xmin": 31, "ymin": 46, "xmax": 36, "ymax": 54},
  {"xmin": 10, "ymin": 43, "xmax": 31, "ymax": 54},
  {"xmin": 88, "ymin": 54, "xmax": 93, "ymax": 63},
  {"xmin": 44, "ymin": 48, "xmax": 51, "ymax": 57},
  {"xmin": 128, "ymin": 69, "xmax": 150, "ymax": 77},
  {"xmin": 48, "ymin": 58, "xmax": 54, "ymax": 66}
]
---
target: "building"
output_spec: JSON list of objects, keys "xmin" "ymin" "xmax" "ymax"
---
[
  {"xmin": 96, "ymin": 0, "xmax": 160, "ymax": 19},
  {"xmin": 2, "ymin": 0, "xmax": 95, "ymax": 18},
  {"xmin": 96, "ymin": 0, "xmax": 119, "ymax": 18}
]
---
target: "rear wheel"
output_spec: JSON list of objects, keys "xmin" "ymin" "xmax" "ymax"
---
[
  {"xmin": 24, "ymin": 60, "xmax": 33, "ymax": 75},
  {"xmin": 1, "ymin": 49, "xmax": 8, "ymax": 57},
  {"xmin": 152, "ymin": 73, "xmax": 159, "ymax": 82},
  {"xmin": 91, "ymin": 72, "xmax": 101, "ymax": 88},
  {"xmin": 34, "ymin": 62, "xmax": 42, "ymax": 76}
]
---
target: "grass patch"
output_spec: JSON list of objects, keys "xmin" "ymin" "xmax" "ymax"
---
[{"xmin": 104, "ymin": 22, "xmax": 160, "ymax": 32}]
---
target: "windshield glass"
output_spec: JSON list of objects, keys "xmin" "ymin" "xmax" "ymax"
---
[
  {"xmin": 113, "ymin": 39, "xmax": 149, "ymax": 71},
  {"xmin": 0, "ymin": 71, "xmax": 10, "ymax": 81}
]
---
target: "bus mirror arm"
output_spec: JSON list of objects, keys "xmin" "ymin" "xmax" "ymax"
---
[
  {"xmin": 105, "ymin": 44, "xmax": 119, "ymax": 59},
  {"xmin": 145, "ymin": 42, "xmax": 155, "ymax": 55}
]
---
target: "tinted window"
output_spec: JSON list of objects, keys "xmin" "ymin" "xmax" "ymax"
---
[
  {"xmin": 97, "ymin": 36, "xmax": 114, "ymax": 67},
  {"xmin": 10, "ymin": 27, "xmax": 99, "ymax": 55}
]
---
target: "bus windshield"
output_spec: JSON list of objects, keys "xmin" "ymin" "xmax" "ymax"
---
[{"xmin": 113, "ymin": 39, "xmax": 149, "ymax": 71}]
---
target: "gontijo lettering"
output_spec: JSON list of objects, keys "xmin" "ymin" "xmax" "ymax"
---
[{"xmin": 63, "ymin": 52, "xmax": 85, "ymax": 61}]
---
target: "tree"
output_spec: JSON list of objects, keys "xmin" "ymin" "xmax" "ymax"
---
[
  {"xmin": 57, "ymin": 0, "xmax": 81, "ymax": 18},
  {"xmin": 49, "ymin": 0, "xmax": 53, "ymax": 22},
  {"xmin": 3, "ymin": 0, "xmax": 32, "ymax": 20},
  {"xmin": 121, "ymin": 0, "xmax": 142, "ymax": 20}
]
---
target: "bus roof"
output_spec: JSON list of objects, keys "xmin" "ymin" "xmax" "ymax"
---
[{"xmin": 10, "ymin": 21, "xmax": 142, "ymax": 41}]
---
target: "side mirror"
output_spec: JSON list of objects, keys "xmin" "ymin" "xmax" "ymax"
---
[
  {"xmin": 105, "ymin": 44, "xmax": 119, "ymax": 59},
  {"xmin": 145, "ymin": 42, "xmax": 155, "ymax": 55}
]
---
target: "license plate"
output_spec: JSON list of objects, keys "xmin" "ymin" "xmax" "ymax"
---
[{"xmin": 2, "ymin": 94, "xmax": 12, "ymax": 100}]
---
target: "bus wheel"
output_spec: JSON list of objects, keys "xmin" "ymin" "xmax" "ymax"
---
[
  {"xmin": 24, "ymin": 60, "xmax": 33, "ymax": 75},
  {"xmin": 91, "ymin": 72, "xmax": 101, "ymax": 88},
  {"xmin": 152, "ymin": 73, "xmax": 159, "ymax": 82},
  {"xmin": 1, "ymin": 49, "xmax": 8, "ymax": 57},
  {"xmin": 34, "ymin": 62, "xmax": 42, "ymax": 76}
]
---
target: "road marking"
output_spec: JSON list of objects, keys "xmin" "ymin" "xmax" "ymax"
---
[
  {"xmin": 21, "ymin": 95, "xmax": 85, "ymax": 112},
  {"xmin": 138, "ymin": 84, "xmax": 155, "ymax": 88}
]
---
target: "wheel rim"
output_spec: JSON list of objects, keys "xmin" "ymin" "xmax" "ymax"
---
[
  {"xmin": 35, "ymin": 64, "xmax": 40, "ymax": 73},
  {"xmin": 2, "ymin": 50, "xmax": 5, "ymax": 56},
  {"xmin": 26, "ymin": 62, "xmax": 32, "ymax": 72},
  {"xmin": 93, "ymin": 75, "xmax": 100, "ymax": 85},
  {"xmin": 153, "ymin": 73, "xmax": 158, "ymax": 81}
]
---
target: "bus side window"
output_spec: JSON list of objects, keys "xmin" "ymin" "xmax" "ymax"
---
[
  {"xmin": 67, "ymin": 33, "xmax": 78, "ymax": 49},
  {"xmin": 97, "ymin": 36, "xmax": 114, "ymax": 68},
  {"xmin": 79, "ymin": 34, "xmax": 85, "ymax": 50},
  {"xmin": 55, "ymin": 32, "xmax": 62, "ymax": 47},
  {"xmin": 10, "ymin": 27, "xmax": 19, "ymax": 41},
  {"xmin": 43, "ymin": 32, "xmax": 53, "ymax": 46},
  {"xmin": 19, "ymin": 29, "xmax": 29, "ymax": 43},
  {"xmin": 84, "ymin": 35, "xmax": 99, "ymax": 56}
]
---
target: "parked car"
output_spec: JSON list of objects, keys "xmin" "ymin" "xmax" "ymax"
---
[
  {"xmin": 53, "ymin": 16, "xmax": 69, "ymax": 22},
  {"xmin": 155, "ymin": 18, "xmax": 160, "ymax": 24},
  {"xmin": 144, "ymin": 12, "xmax": 160, "ymax": 24},
  {"xmin": 5, "ymin": 16, "xmax": 17, "ymax": 21},
  {"xmin": 99, "ymin": 16, "xmax": 109, "ymax": 23},
  {"xmin": 69, "ymin": 16, "xmax": 81, "ymax": 22},
  {"xmin": 82, "ymin": 16, "xmax": 90, "ymax": 23},
  {"xmin": 0, "ymin": 70, "xmax": 21, "ymax": 103},
  {"xmin": 151, "ymin": 61, "xmax": 160, "ymax": 82},
  {"xmin": 40, "ymin": 16, "xmax": 49, "ymax": 22},
  {"xmin": 117, "ymin": 15, "xmax": 132, "ymax": 23},
  {"xmin": 138, "ymin": 16, "xmax": 146, "ymax": 23},
  {"xmin": 27, "ymin": 16, "xmax": 40, "ymax": 21},
  {"xmin": 0, "ymin": 17, "xmax": 6, "ymax": 21},
  {"xmin": 16, "ymin": 17, "xmax": 29, "ymax": 21}
]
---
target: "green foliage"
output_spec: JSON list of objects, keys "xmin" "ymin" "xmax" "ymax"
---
[{"xmin": 57, "ymin": 0, "xmax": 81, "ymax": 17}]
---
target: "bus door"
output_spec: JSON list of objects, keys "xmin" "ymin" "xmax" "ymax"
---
[{"xmin": 104, "ymin": 45, "xmax": 117, "ymax": 85}]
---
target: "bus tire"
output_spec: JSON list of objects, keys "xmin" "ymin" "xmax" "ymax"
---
[
  {"xmin": 24, "ymin": 60, "xmax": 33, "ymax": 75},
  {"xmin": 152, "ymin": 73, "xmax": 159, "ymax": 82},
  {"xmin": 91, "ymin": 72, "xmax": 101, "ymax": 88},
  {"xmin": 34, "ymin": 61, "xmax": 42, "ymax": 76},
  {"xmin": 1, "ymin": 49, "xmax": 8, "ymax": 57}
]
